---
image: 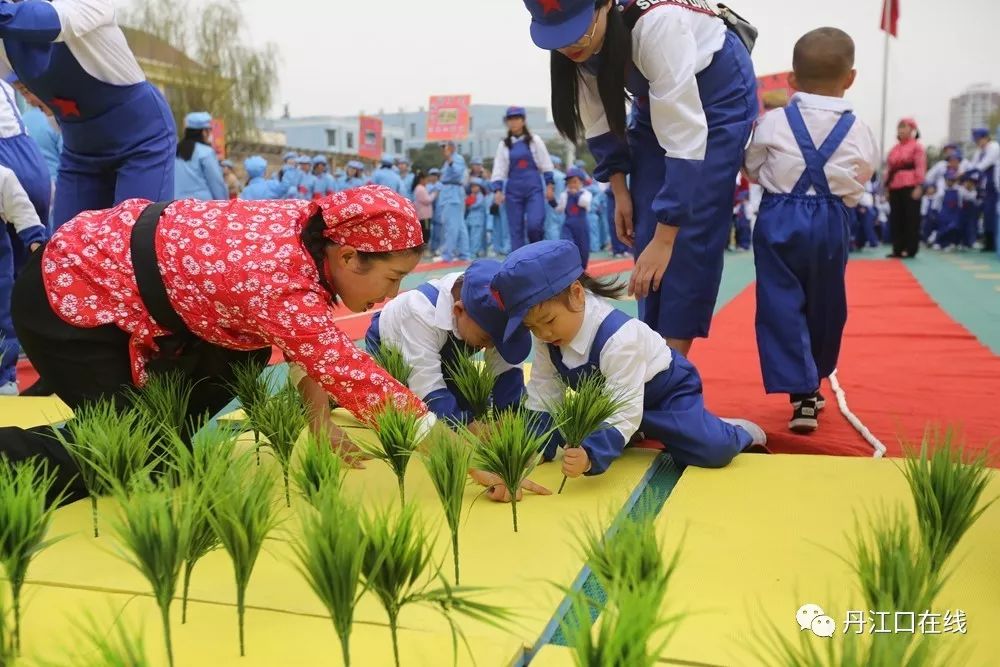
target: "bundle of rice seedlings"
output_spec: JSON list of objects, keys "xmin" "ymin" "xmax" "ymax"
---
[
  {"xmin": 206, "ymin": 455, "xmax": 282, "ymax": 657},
  {"xmin": 371, "ymin": 342, "xmax": 413, "ymax": 386},
  {"xmin": 562, "ymin": 587, "xmax": 674, "ymax": 667},
  {"xmin": 360, "ymin": 504, "xmax": 513, "ymax": 667},
  {"xmin": 359, "ymin": 399, "xmax": 423, "ymax": 504},
  {"xmin": 109, "ymin": 478, "xmax": 194, "ymax": 667},
  {"xmin": 444, "ymin": 351, "xmax": 496, "ymax": 421},
  {"xmin": 127, "ymin": 370, "xmax": 196, "ymax": 471},
  {"xmin": 35, "ymin": 615, "xmax": 150, "ymax": 667},
  {"xmin": 899, "ymin": 428, "xmax": 995, "ymax": 571},
  {"xmin": 252, "ymin": 381, "xmax": 308, "ymax": 507},
  {"xmin": 54, "ymin": 399, "xmax": 159, "ymax": 537},
  {"xmin": 471, "ymin": 409, "xmax": 551, "ymax": 532},
  {"xmin": 547, "ymin": 373, "xmax": 631, "ymax": 494},
  {"xmin": 225, "ymin": 357, "xmax": 272, "ymax": 463},
  {"xmin": 0, "ymin": 459, "xmax": 62, "ymax": 653},
  {"xmin": 291, "ymin": 491, "xmax": 367, "ymax": 667},
  {"xmin": 850, "ymin": 505, "xmax": 944, "ymax": 619},
  {"xmin": 421, "ymin": 431, "xmax": 472, "ymax": 584},
  {"xmin": 291, "ymin": 432, "xmax": 346, "ymax": 507}
]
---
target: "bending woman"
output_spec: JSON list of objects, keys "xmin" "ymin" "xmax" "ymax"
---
[
  {"xmin": 0, "ymin": 186, "xmax": 430, "ymax": 502},
  {"xmin": 522, "ymin": 0, "xmax": 757, "ymax": 354}
]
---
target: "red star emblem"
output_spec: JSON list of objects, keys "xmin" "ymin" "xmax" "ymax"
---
[
  {"xmin": 491, "ymin": 288, "xmax": 506, "ymax": 310},
  {"xmin": 517, "ymin": 159, "xmax": 529, "ymax": 169},
  {"xmin": 49, "ymin": 97, "xmax": 80, "ymax": 118},
  {"xmin": 539, "ymin": 0, "xmax": 562, "ymax": 15}
]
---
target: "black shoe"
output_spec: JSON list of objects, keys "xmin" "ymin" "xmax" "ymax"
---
[
  {"xmin": 789, "ymin": 397, "xmax": 819, "ymax": 434},
  {"xmin": 815, "ymin": 392, "xmax": 826, "ymax": 411}
]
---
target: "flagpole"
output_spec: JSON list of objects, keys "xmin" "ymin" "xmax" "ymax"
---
[{"xmin": 879, "ymin": 0, "xmax": 891, "ymax": 160}]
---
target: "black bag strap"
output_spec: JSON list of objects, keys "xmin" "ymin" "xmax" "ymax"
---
[
  {"xmin": 129, "ymin": 200, "xmax": 193, "ymax": 341},
  {"xmin": 620, "ymin": 0, "xmax": 757, "ymax": 53}
]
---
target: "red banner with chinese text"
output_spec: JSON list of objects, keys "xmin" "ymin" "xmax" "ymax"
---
[
  {"xmin": 426, "ymin": 95, "xmax": 471, "ymax": 141},
  {"xmin": 359, "ymin": 115, "xmax": 383, "ymax": 160}
]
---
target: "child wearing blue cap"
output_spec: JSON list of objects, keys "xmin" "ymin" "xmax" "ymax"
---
[
  {"xmin": 466, "ymin": 178, "xmax": 488, "ymax": 258},
  {"xmin": 744, "ymin": 28, "xmax": 878, "ymax": 433},
  {"xmin": 175, "ymin": 112, "xmax": 228, "ymax": 201},
  {"xmin": 549, "ymin": 167, "xmax": 592, "ymax": 268},
  {"xmin": 491, "ymin": 240, "xmax": 766, "ymax": 480},
  {"xmin": 365, "ymin": 259, "xmax": 530, "ymax": 428},
  {"xmin": 239, "ymin": 156, "xmax": 292, "ymax": 200}
]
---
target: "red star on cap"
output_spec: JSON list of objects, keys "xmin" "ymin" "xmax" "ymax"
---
[
  {"xmin": 539, "ymin": 0, "xmax": 562, "ymax": 15},
  {"xmin": 49, "ymin": 97, "xmax": 80, "ymax": 118},
  {"xmin": 491, "ymin": 288, "xmax": 506, "ymax": 311}
]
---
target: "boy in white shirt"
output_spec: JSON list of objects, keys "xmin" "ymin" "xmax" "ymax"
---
[
  {"xmin": 744, "ymin": 28, "xmax": 878, "ymax": 434},
  {"xmin": 0, "ymin": 164, "xmax": 47, "ymax": 394}
]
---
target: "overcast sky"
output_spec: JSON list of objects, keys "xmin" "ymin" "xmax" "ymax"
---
[{"xmin": 126, "ymin": 0, "xmax": 1000, "ymax": 150}]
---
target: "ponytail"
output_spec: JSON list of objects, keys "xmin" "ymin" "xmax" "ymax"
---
[{"xmin": 551, "ymin": 0, "xmax": 630, "ymax": 144}]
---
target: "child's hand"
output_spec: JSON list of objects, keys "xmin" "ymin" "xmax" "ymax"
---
[
  {"xmin": 29, "ymin": 242, "xmax": 42, "ymax": 253},
  {"xmin": 562, "ymin": 447, "xmax": 592, "ymax": 478},
  {"xmin": 469, "ymin": 469, "xmax": 552, "ymax": 502},
  {"xmin": 546, "ymin": 183, "xmax": 555, "ymax": 200}
]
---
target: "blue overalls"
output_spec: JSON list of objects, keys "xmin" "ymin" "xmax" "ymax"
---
[
  {"xmin": 438, "ymin": 154, "xmax": 469, "ymax": 261},
  {"xmin": 561, "ymin": 191, "xmax": 590, "ymax": 269},
  {"xmin": 960, "ymin": 190, "xmax": 981, "ymax": 249},
  {"xmin": 544, "ymin": 168, "xmax": 566, "ymax": 241},
  {"xmin": 500, "ymin": 138, "xmax": 547, "ymax": 250},
  {"xmin": 1, "ymin": 5, "xmax": 176, "ymax": 228},
  {"xmin": 532, "ymin": 309, "xmax": 751, "ymax": 473},
  {"xmin": 365, "ymin": 282, "xmax": 524, "ymax": 425},
  {"xmin": 20, "ymin": 106, "xmax": 61, "ymax": 183},
  {"xmin": 936, "ymin": 187, "xmax": 960, "ymax": 249},
  {"xmin": 589, "ymin": 28, "xmax": 757, "ymax": 340},
  {"xmin": 466, "ymin": 192, "xmax": 487, "ymax": 257},
  {"xmin": 753, "ymin": 103, "xmax": 854, "ymax": 396},
  {"xmin": 734, "ymin": 204, "xmax": 752, "ymax": 250},
  {"xmin": 491, "ymin": 199, "xmax": 511, "ymax": 255},
  {"xmin": 174, "ymin": 142, "xmax": 227, "ymax": 200},
  {"xmin": 0, "ymin": 84, "xmax": 50, "ymax": 226}
]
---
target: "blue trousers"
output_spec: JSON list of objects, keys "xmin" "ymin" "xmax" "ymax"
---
[
  {"xmin": 467, "ymin": 212, "xmax": 486, "ymax": 256},
  {"xmin": 960, "ymin": 208, "xmax": 980, "ymax": 248},
  {"xmin": 439, "ymin": 200, "xmax": 469, "ymax": 261},
  {"xmin": 734, "ymin": 216, "xmax": 751, "ymax": 249},
  {"xmin": 544, "ymin": 203, "xmax": 563, "ymax": 241},
  {"xmin": 754, "ymin": 194, "xmax": 850, "ymax": 395},
  {"xmin": 983, "ymin": 189, "xmax": 997, "ymax": 251},
  {"xmin": 561, "ymin": 216, "xmax": 590, "ymax": 270},
  {"xmin": 505, "ymin": 186, "xmax": 545, "ymax": 251},
  {"xmin": 0, "ymin": 230, "xmax": 16, "ymax": 384},
  {"xmin": 491, "ymin": 205, "xmax": 511, "ymax": 255},
  {"xmin": 630, "ymin": 30, "xmax": 757, "ymax": 340}
]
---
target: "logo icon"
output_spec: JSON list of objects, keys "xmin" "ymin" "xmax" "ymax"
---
[{"xmin": 796, "ymin": 603, "xmax": 835, "ymax": 638}]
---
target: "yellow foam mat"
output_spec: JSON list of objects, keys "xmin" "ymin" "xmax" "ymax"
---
[
  {"xmin": 0, "ymin": 395, "xmax": 72, "ymax": 427},
  {"xmin": 655, "ymin": 455, "xmax": 1000, "ymax": 667},
  {"xmin": 14, "ymin": 407, "xmax": 658, "ymax": 666}
]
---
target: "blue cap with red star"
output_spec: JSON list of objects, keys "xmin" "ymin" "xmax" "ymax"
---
[{"xmin": 522, "ymin": 0, "xmax": 596, "ymax": 50}]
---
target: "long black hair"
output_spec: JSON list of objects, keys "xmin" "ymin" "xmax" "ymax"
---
[
  {"xmin": 551, "ymin": 0, "xmax": 631, "ymax": 144},
  {"xmin": 176, "ymin": 127, "xmax": 210, "ymax": 161},
  {"xmin": 503, "ymin": 121, "xmax": 534, "ymax": 149}
]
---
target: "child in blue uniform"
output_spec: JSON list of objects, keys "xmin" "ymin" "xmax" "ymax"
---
[
  {"xmin": 239, "ymin": 156, "xmax": 291, "ymax": 200},
  {"xmin": 550, "ymin": 167, "xmax": 592, "ymax": 268},
  {"xmin": 920, "ymin": 184, "xmax": 939, "ymax": 246},
  {"xmin": 365, "ymin": 259, "xmax": 529, "ymax": 427},
  {"xmin": 490, "ymin": 240, "xmax": 765, "ymax": 479},
  {"xmin": 959, "ymin": 171, "xmax": 982, "ymax": 250},
  {"xmin": 466, "ymin": 178, "xmax": 488, "ymax": 258},
  {"xmin": 310, "ymin": 156, "xmax": 336, "ymax": 200},
  {"xmin": 174, "ymin": 112, "xmax": 227, "ymax": 200},
  {"xmin": 743, "ymin": 28, "xmax": 878, "ymax": 433},
  {"xmin": 934, "ymin": 170, "xmax": 961, "ymax": 250}
]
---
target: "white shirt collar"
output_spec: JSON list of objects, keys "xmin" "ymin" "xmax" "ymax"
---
[
  {"xmin": 566, "ymin": 291, "xmax": 613, "ymax": 356},
  {"xmin": 432, "ymin": 272, "xmax": 463, "ymax": 336},
  {"xmin": 791, "ymin": 92, "xmax": 854, "ymax": 113}
]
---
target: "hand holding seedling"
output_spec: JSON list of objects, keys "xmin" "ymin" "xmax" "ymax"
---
[
  {"xmin": 562, "ymin": 447, "xmax": 591, "ymax": 478},
  {"xmin": 469, "ymin": 469, "xmax": 551, "ymax": 502}
]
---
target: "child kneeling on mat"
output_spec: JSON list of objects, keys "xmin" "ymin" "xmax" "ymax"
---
[
  {"xmin": 744, "ymin": 28, "xmax": 878, "ymax": 434},
  {"xmin": 490, "ymin": 240, "xmax": 767, "ymax": 480}
]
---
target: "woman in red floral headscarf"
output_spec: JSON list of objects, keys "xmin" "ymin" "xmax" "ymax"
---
[{"xmin": 1, "ymin": 185, "xmax": 428, "ymax": 503}]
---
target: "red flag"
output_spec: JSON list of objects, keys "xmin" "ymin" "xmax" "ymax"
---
[{"xmin": 880, "ymin": 0, "xmax": 899, "ymax": 37}]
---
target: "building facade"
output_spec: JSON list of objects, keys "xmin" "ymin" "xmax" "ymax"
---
[{"xmin": 948, "ymin": 83, "xmax": 1000, "ymax": 144}]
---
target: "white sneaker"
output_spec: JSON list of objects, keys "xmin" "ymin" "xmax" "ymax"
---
[
  {"xmin": 0, "ymin": 381, "xmax": 18, "ymax": 396},
  {"xmin": 722, "ymin": 418, "xmax": 766, "ymax": 446}
]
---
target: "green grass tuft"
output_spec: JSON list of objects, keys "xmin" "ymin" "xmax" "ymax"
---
[
  {"xmin": 292, "ymin": 432, "xmax": 346, "ymax": 507},
  {"xmin": 359, "ymin": 399, "xmax": 423, "ymax": 504},
  {"xmin": 445, "ymin": 351, "xmax": 496, "ymax": 420},
  {"xmin": 251, "ymin": 381, "xmax": 308, "ymax": 507}
]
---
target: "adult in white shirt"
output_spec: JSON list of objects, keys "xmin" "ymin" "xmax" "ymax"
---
[
  {"xmin": 970, "ymin": 128, "xmax": 998, "ymax": 252},
  {"xmin": 520, "ymin": 0, "xmax": 758, "ymax": 357}
]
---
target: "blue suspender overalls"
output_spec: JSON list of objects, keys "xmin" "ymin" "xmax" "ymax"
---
[
  {"xmin": 365, "ymin": 283, "xmax": 523, "ymax": 425},
  {"xmin": 560, "ymin": 191, "xmax": 591, "ymax": 269},
  {"xmin": 504, "ymin": 138, "xmax": 546, "ymax": 250},
  {"xmin": 937, "ymin": 188, "xmax": 961, "ymax": 248},
  {"xmin": 535, "ymin": 309, "xmax": 750, "ymax": 473},
  {"xmin": 752, "ymin": 102, "xmax": 855, "ymax": 396}
]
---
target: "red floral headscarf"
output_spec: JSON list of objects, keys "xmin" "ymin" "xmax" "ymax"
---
[{"xmin": 315, "ymin": 185, "xmax": 423, "ymax": 252}]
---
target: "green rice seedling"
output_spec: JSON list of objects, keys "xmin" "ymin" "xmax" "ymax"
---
[
  {"xmin": 55, "ymin": 399, "xmax": 159, "ymax": 537},
  {"xmin": 359, "ymin": 399, "xmax": 423, "ymax": 504},
  {"xmin": 371, "ymin": 342, "xmax": 414, "ymax": 385},
  {"xmin": 0, "ymin": 459, "xmax": 62, "ymax": 653},
  {"xmin": 291, "ymin": 491, "xmax": 367, "ymax": 667},
  {"xmin": 206, "ymin": 455, "xmax": 282, "ymax": 657},
  {"xmin": 421, "ymin": 431, "xmax": 472, "ymax": 584},
  {"xmin": 225, "ymin": 356, "xmax": 272, "ymax": 464},
  {"xmin": 850, "ymin": 505, "xmax": 944, "ymax": 617},
  {"xmin": 253, "ymin": 381, "xmax": 308, "ymax": 507},
  {"xmin": 547, "ymin": 372, "xmax": 631, "ymax": 494},
  {"xmin": 444, "ymin": 351, "xmax": 496, "ymax": 420},
  {"xmin": 471, "ymin": 409, "xmax": 552, "ymax": 533},
  {"xmin": 562, "ymin": 587, "xmax": 676, "ymax": 667},
  {"xmin": 109, "ymin": 478, "xmax": 194, "ymax": 667},
  {"xmin": 291, "ymin": 432, "xmax": 346, "ymax": 506},
  {"xmin": 899, "ymin": 428, "xmax": 996, "ymax": 571},
  {"xmin": 127, "ymin": 370, "xmax": 196, "ymax": 472},
  {"xmin": 36, "ymin": 614, "xmax": 150, "ymax": 667}
]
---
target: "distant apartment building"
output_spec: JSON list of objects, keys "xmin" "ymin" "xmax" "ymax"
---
[{"xmin": 949, "ymin": 83, "xmax": 1000, "ymax": 144}]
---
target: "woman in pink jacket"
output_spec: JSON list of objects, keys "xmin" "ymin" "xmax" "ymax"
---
[
  {"xmin": 412, "ymin": 170, "xmax": 438, "ymax": 244},
  {"xmin": 885, "ymin": 118, "xmax": 927, "ymax": 258}
]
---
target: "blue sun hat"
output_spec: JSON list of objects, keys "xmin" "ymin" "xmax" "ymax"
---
[
  {"xmin": 522, "ymin": 0, "xmax": 596, "ymax": 50},
  {"xmin": 505, "ymin": 106, "xmax": 527, "ymax": 119},
  {"xmin": 184, "ymin": 111, "xmax": 212, "ymax": 130},
  {"xmin": 462, "ymin": 259, "xmax": 532, "ymax": 364},
  {"xmin": 490, "ymin": 240, "xmax": 582, "ymax": 343},
  {"xmin": 566, "ymin": 167, "xmax": 587, "ymax": 181},
  {"xmin": 972, "ymin": 127, "xmax": 990, "ymax": 141},
  {"xmin": 244, "ymin": 156, "xmax": 267, "ymax": 179}
]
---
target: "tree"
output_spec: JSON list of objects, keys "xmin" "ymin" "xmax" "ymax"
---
[
  {"xmin": 408, "ymin": 143, "xmax": 446, "ymax": 174},
  {"xmin": 124, "ymin": 0, "xmax": 279, "ymax": 143}
]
